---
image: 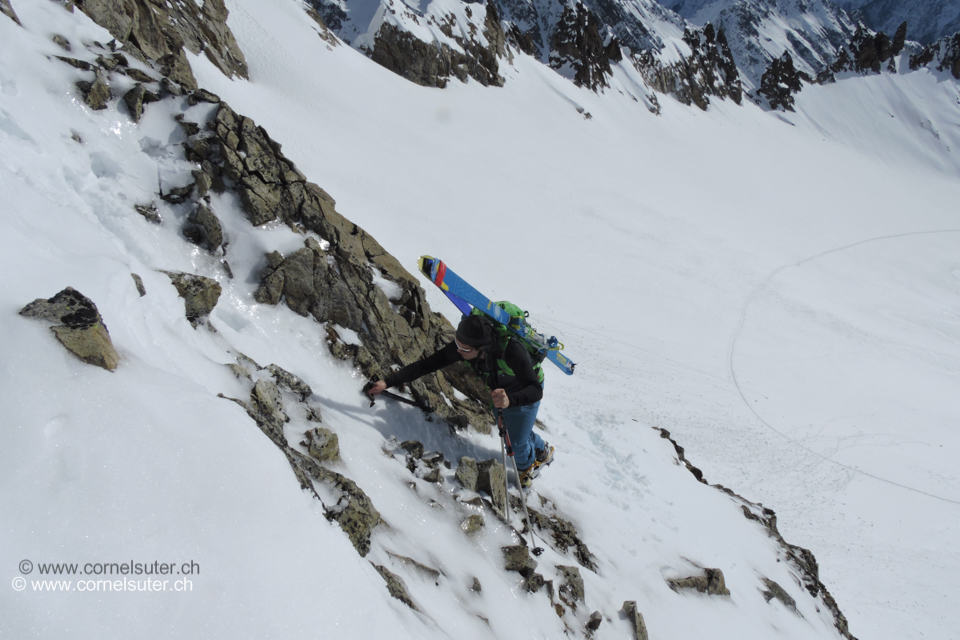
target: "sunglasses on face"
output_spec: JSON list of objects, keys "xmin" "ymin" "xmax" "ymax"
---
[{"xmin": 455, "ymin": 338, "xmax": 479, "ymax": 353}]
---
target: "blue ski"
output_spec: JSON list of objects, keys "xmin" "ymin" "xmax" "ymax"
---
[{"xmin": 417, "ymin": 256, "xmax": 576, "ymax": 375}]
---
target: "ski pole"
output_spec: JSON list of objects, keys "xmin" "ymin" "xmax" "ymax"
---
[{"xmin": 497, "ymin": 407, "xmax": 544, "ymax": 556}]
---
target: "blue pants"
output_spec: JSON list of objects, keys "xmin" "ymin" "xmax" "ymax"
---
[{"xmin": 501, "ymin": 400, "xmax": 543, "ymax": 470}]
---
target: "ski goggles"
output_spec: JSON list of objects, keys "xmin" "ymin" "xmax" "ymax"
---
[{"xmin": 455, "ymin": 338, "xmax": 480, "ymax": 353}]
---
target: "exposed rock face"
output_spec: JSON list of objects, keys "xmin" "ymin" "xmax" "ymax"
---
[
  {"xmin": 162, "ymin": 271, "xmax": 222, "ymax": 326},
  {"xmin": 76, "ymin": 70, "xmax": 112, "ymax": 111},
  {"xmin": 911, "ymin": 30, "xmax": 960, "ymax": 79},
  {"xmin": 633, "ymin": 23, "xmax": 742, "ymax": 110},
  {"xmin": 182, "ymin": 203, "xmax": 224, "ymax": 253},
  {"xmin": 586, "ymin": 611, "xmax": 602, "ymax": 631},
  {"xmin": 667, "ymin": 567, "xmax": 731, "ymax": 595},
  {"xmin": 549, "ymin": 3, "xmax": 622, "ymax": 91},
  {"xmin": 74, "ymin": 0, "xmax": 248, "ymax": 88},
  {"xmin": 455, "ymin": 456, "xmax": 480, "ymax": 491},
  {"xmin": 304, "ymin": 427, "xmax": 339, "ymax": 462},
  {"xmin": 502, "ymin": 544, "xmax": 538, "ymax": 576},
  {"xmin": 556, "ymin": 565, "xmax": 585, "ymax": 610},
  {"xmin": 123, "ymin": 83, "xmax": 160, "ymax": 123},
  {"xmin": 476, "ymin": 459, "xmax": 507, "ymax": 518},
  {"xmin": 1, "ymin": 0, "xmax": 21, "ymax": 26},
  {"xmin": 373, "ymin": 564, "xmax": 418, "ymax": 610},
  {"xmin": 762, "ymin": 577, "xmax": 798, "ymax": 613},
  {"xmin": 131, "ymin": 273, "xmax": 146, "ymax": 297},
  {"xmin": 758, "ymin": 51, "xmax": 811, "ymax": 111},
  {"xmin": 622, "ymin": 601, "xmax": 649, "ymax": 640},
  {"xmin": 461, "ymin": 514, "xmax": 484, "ymax": 533},
  {"xmin": 20, "ymin": 287, "xmax": 120, "ymax": 371}
]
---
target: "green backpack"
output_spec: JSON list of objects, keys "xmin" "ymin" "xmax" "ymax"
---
[{"xmin": 470, "ymin": 301, "xmax": 546, "ymax": 384}]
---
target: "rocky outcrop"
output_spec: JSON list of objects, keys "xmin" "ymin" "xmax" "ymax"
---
[
  {"xmin": 76, "ymin": 69, "xmax": 112, "ymax": 111},
  {"xmin": 633, "ymin": 23, "xmax": 742, "ymax": 110},
  {"xmin": 373, "ymin": 564, "xmax": 418, "ymax": 610},
  {"xmin": 370, "ymin": 5, "xmax": 506, "ymax": 89},
  {"xmin": 122, "ymin": 83, "xmax": 160, "ymax": 123},
  {"xmin": 556, "ymin": 565, "xmax": 585, "ymax": 610},
  {"xmin": 657, "ymin": 427, "xmax": 857, "ymax": 640},
  {"xmin": 758, "ymin": 51, "xmax": 811, "ymax": 112},
  {"xmin": 622, "ymin": 601, "xmax": 649, "ymax": 640},
  {"xmin": 74, "ymin": 0, "xmax": 248, "ymax": 89},
  {"xmin": 667, "ymin": 567, "xmax": 731, "ymax": 596},
  {"xmin": 549, "ymin": 3, "xmax": 622, "ymax": 91},
  {"xmin": 762, "ymin": 577, "xmax": 798, "ymax": 613},
  {"xmin": 1, "ymin": 0, "xmax": 21, "ymax": 26},
  {"xmin": 304, "ymin": 427, "xmax": 339, "ymax": 462},
  {"xmin": 911, "ymin": 30, "xmax": 960, "ymax": 79},
  {"xmin": 455, "ymin": 456, "xmax": 480, "ymax": 491},
  {"xmin": 476, "ymin": 459, "xmax": 507, "ymax": 518},
  {"xmin": 162, "ymin": 271, "xmax": 222, "ymax": 327},
  {"xmin": 20, "ymin": 287, "xmax": 120, "ymax": 371},
  {"xmin": 182, "ymin": 203, "xmax": 224, "ymax": 253}
]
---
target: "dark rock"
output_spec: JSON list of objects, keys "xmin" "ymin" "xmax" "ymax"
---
[
  {"xmin": 461, "ymin": 514, "xmax": 484, "ymax": 533},
  {"xmin": 20, "ymin": 287, "xmax": 119, "ymax": 371},
  {"xmin": 758, "ymin": 51, "xmax": 811, "ymax": 112},
  {"xmin": 586, "ymin": 611, "xmax": 603, "ymax": 632},
  {"xmin": 476, "ymin": 459, "xmax": 506, "ymax": 518},
  {"xmin": 182, "ymin": 203, "xmax": 223, "ymax": 252},
  {"xmin": 122, "ymin": 83, "xmax": 159, "ymax": 123},
  {"xmin": 470, "ymin": 577, "xmax": 482, "ymax": 592},
  {"xmin": 373, "ymin": 564, "xmax": 418, "ymax": 610},
  {"xmin": 120, "ymin": 66, "xmax": 155, "ymax": 83},
  {"xmin": 77, "ymin": 70, "xmax": 112, "ymax": 110},
  {"xmin": 304, "ymin": 426, "xmax": 339, "ymax": 462},
  {"xmin": 134, "ymin": 203, "xmax": 161, "ymax": 224},
  {"xmin": 668, "ymin": 567, "xmax": 730, "ymax": 596},
  {"xmin": 762, "ymin": 577, "xmax": 798, "ymax": 613},
  {"xmin": 160, "ymin": 77, "xmax": 182, "ymax": 96},
  {"xmin": 1, "ymin": 0, "xmax": 20, "ymax": 26},
  {"xmin": 52, "ymin": 35, "xmax": 72, "ymax": 51},
  {"xmin": 162, "ymin": 271, "xmax": 221, "ymax": 326},
  {"xmin": 160, "ymin": 183, "xmax": 194, "ymax": 204},
  {"xmin": 399, "ymin": 440, "xmax": 424, "ymax": 459},
  {"xmin": 550, "ymin": 3, "xmax": 621, "ymax": 91},
  {"xmin": 267, "ymin": 363, "xmax": 313, "ymax": 399},
  {"xmin": 622, "ymin": 601, "xmax": 649, "ymax": 640},
  {"xmin": 524, "ymin": 572, "xmax": 545, "ymax": 593},
  {"xmin": 131, "ymin": 273, "xmax": 146, "ymax": 296},
  {"xmin": 557, "ymin": 565, "xmax": 585, "ymax": 609},
  {"xmin": 455, "ymin": 456, "xmax": 479, "ymax": 491},
  {"xmin": 56, "ymin": 56, "xmax": 94, "ymax": 71},
  {"xmin": 421, "ymin": 467, "xmax": 441, "ymax": 483},
  {"xmin": 188, "ymin": 88, "xmax": 220, "ymax": 105},
  {"xmin": 502, "ymin": 545, "xmax": 537, "ymax": 577}
]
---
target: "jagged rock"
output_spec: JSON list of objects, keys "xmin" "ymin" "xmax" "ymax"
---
[
  {"xmin": 162, "ymin": 271, "xmax": 221, "ymax": 326},
  {"xmin": 524, "ymin": 572, "xmax": 545, "ymax": 593},
  {"xmin": 586, "ymin": 611, "xmax": 603, "ymax": 632},
  {"xmin": 131, "ymin": 273, "xmax": 146, "ymax": 297},
  {"xmin": 161, "ymin": 77, "xmax": 183, "ymax": 97},
  {"xmin": 523, "ymin": 504, "xmax": 597, "ymax": 571},
  {"xmin": 550, "ymin": 3, "xmax": 622, "ymax": 91},
  {"xmin": 228, "ymin": 363, "xmax": 251, "ymax": 380},
  {"xmin": 1, "ymin": 0, "xmax": 20, "ymax": 26},
  {"xmin": 191, "ymin": 168, "xmax": 212, "ymax": 198},
  {"xmin": 386, "ymin": 551, "xmax": 441, "ymax": 581},
  {"xmin": 53, "ymin": 34, "xmax": 72, "ymax": 51},
  {"xmin": 76, "ymin": 70, "xmax": 112, "ymax": 111},
  {"xmin": 120, "ymin": 66, "xmax": 155, "ymax": 83},
  {"xmin": 266, "ymin": 363, "xmax": 313, "ymax": 399},
  {"xmin": 622, "ymin": 601, "xmax": 649, "ymax": 640},
  {"xmin": 305, "ymin": 405, "xmax": 322, "ymax": 422},
  {"xmin": 182, "ymin": 203, "xmax": 224, "ymax": 252},
  {"xmin": 74, "ymin": 0, "xmax": 247, "ymax": 90},
  {"xmin": 188, "ymin": 88, "xmax": 221, "ymax": 105},
  {"xmin": 455, "ymin": 456, "xmax": 479, "ymax": 491},
  {"xmin": 557, "ymin": 565, "xmax": 585, "ymax": 610},
  {"xmin": 304, "ymin": 427, "xmax": 339, "ymax": 462},
  {"xmin": 250, "ymin": 379, "xmax": 288, "ymax": 438},
  {"xmin": 422, "ymin": 451, "xmax": 444, "ymax": 468},
  {"xmin": 122, "ymin": 83, "xmax": 160, "ymax": 123},
  {"xmin": 762, "ymin": 577, "xmax": 798, "ymax": 612},
  {"xmin": 461, "ymin": 514, "xmax": 484, "ymax": 533},
  {"xmin": 476, "ymin": 459, "xmax": 506, "ymax": 518},
  {"xmin": 134, "ymin": 203, "xmax": 161, "ymax": 224},
  {"xmin": 161, "ymin": 182, "xmax": 194, "ymax": 205},
  {"xmin": 911, "ymin": 30, "xmax": 960, "ymax": 79},
  {"xmin": 470, "ymin": 577, "xmax": 482, "ymax": 592},
  {"xmin": 758, "ymin": 51, "xmax": 811, "ymax": 112},
  {"xmin": 373, "ymin": 564, "xmax": 418, "ymax": 610},
  {"xmin": 668, "ymin": 567, "xmax": 730, "ymax": 596},
  {"xmin": 502, "ymin": 545, "xmax": 538, "ymax": 577},
  {"xmin": 20, "ymin": 287, "xmax": 119, "ymax": 371},
  {"xmin": 57, "ymin": 56, "xmax": 94, "ymax": 71},
  {"xmin": 399, "ymin": 440, "xmax": 424, "ymax": 459}
]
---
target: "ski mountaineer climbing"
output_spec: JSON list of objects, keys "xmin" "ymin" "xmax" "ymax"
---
[{"xmin": 365, "ymin": 314, "xmax": 555, "ymax": 487}]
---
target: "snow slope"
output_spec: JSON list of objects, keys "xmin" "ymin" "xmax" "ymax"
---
[{"xmin": 2, "ymin": 2, "xmax": 960, "ymax": 640}]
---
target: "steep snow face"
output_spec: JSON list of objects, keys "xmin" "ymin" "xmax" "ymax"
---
[
  {"xmin": 837, "ymin": 0, "xmax": 960, "ymax": 44},
  {"xmin": 680, "ymin": 0, "xmax": 859, "ymax": 89}
]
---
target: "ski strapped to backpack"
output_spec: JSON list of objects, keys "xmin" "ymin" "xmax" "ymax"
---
[{"xmin": 417, "ymin": 256, "xmax": 575, "ymax": 375}]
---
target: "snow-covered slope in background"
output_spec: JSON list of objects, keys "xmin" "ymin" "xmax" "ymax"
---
[{"xmin": 2, "ymin": 2, "xmax": 960, "ymax": 640}]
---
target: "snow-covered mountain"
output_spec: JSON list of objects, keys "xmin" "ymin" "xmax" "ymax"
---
[
  {"xmin": 837, "ymin": 0, "xmax": 960, "ymax": 44},
  {"xmin": 3, "ymin": 1, "xmax": 960, "ymax": 640}
]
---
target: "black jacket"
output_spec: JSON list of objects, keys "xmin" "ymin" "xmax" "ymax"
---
[{"xmin": 383, "ymin": 339, "xmax": 543, "ymax": 407}]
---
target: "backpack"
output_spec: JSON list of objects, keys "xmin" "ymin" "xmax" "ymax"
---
[{"xmin": 470, "ymin": 301, "xmax": 546, "ymax": 384}]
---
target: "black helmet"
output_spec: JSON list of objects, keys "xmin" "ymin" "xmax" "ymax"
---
[{"xmin": 455, "ymin": 315, "xmax": 493, "ymax": 347}]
